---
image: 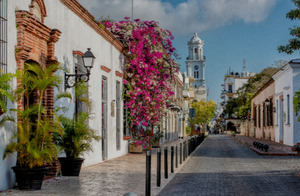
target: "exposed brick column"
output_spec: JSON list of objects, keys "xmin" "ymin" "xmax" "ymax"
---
[{"xmin": 15, "ymin": 10, "xmax": 61, "ymax": 118}]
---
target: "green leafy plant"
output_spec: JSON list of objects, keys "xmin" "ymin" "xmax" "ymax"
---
[
  {"xmin": 0, "ymin": 72, "xmax": 14, "ymax": 114},
  {"xmin": 278, "ymin": 0, "xmax": 300, "ymax": 54},
  {"xmin": 152, "ymin": 130, "xmax": 164, "ymax": 142},
  {"xmin": 186, "ymin": 126, "xmax": 191, "ymax": 135},
  {"xmin": 294, "ymin": 90, "xmax": 300, "ymax": 122},
  {"xmin": 54, "ymin": 82, "xmax": 100, "ymax": 158},
  {"xmin": 3, "ymin": 61, "xmax": 62, "ymax": 168},
  {"xmin": 55, "ymin": 113, "xmax": 100, "ymax": 158}
]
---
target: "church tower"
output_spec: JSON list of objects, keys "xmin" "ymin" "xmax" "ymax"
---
[{"xmin": 186, "ymin": 33, "xmax": 207, "ymax": 100}]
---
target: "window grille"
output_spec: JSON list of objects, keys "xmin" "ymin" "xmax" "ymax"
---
[{"xmin": 0, "ymin": 0, "xmax": 8, "ymax": 74}]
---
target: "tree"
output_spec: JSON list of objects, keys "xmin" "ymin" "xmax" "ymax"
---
[
  {"xmin": 278, "ymin": 0, "xmax": 300, "ymax": 54},
  {"xmin": 191, "ymin": 100, "xmax": 216, "ymax": 129},
  {"xmin": 294, "ymin": 91, "xmax": 300, "ymax": 121},
  {"xmin": 102, "ymin": 18, "xmax": 177, "ymax": 148},
  {"xmin": 4, "ymin": 62, "xmax": 62, "ymax": 168},
  {"xmin": 222, "ymin": 67, "xmax": 279, "ymax": 119}
]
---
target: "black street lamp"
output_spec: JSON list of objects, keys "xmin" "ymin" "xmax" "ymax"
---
[
  {"xmin": 64, "ymin": 48, "xmax": 96, "ymax": 89},
  {"xmin": 64, "ymin": 48, "xmax": 95, "ymax": 119}
]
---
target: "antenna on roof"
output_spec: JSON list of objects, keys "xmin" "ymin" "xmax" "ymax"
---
[
  {"xmin": 242, "ymin": 59, "xmax": 247, "ymax": 74},
  {"xmin": 131, "ymin": 0, "xmax": 134, "ymax": 21}
]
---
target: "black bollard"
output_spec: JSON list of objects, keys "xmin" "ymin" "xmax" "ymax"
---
[
  {"xmin": 180, "ymin": 143, "xmax": 182, "ymax": 164},
  {"xmin": 145, "ymin": 150, "xmax": 151, "ymax": 196},
  {"xmin": 164, "ymin": 147, "xmax": 168, "ymax": 179},
  {"xmin": 171, "ymin": 146, "xmax": 174, "ymax": 173},
  {"xmin": 175, "ymin": 145, "xmax": 178, "ymax": 168},
  {"xmin": 157, "ymin": 148, "xmax": 161, "ymax": 187},
  {"xmin": 183, "ymin": 142, "xmax": 186, "ymax": 161}
]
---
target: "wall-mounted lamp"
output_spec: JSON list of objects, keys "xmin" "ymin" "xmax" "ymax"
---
[{"xmin": 64, "ymin": 48, "xmax": 96, "ymax": 89}]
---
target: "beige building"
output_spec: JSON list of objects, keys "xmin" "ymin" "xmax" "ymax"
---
[
  {"xmin": 251, "ymin": 79, "xmax": 275, "ymax": 141},
  {"xmin": 160, "ymin": 72, "xmax": 185, "ymax": 143}
]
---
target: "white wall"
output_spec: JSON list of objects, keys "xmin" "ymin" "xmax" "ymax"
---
[
  {"xmin": 274, "ymin": 65, "xmax": 297, "ymax": 146},
  {"xmin": 1, "ymin": 0, "xmax": 128, "ymax": 190},
  {"xmin": 0, "ymin": 0, "xmax": 31, "ymax": 191},
  {"xmin": 44, "ymin": 0, "xmax": 128, "ymax": 165}
]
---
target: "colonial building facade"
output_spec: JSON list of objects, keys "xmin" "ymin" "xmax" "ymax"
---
[
  {"xmin": 273, "ymin": 59, "xmax": 300, "ymax": 146},
  {"xmin": 221, "ymin": 62, "xmax": 255, "ymax": 132},
  {"xmin": 160, "ymin": 72, "xmax": 185, "ymax": 143},
  {"xmin": 251, "ymin": 79, "xmax": 275, "ymax": 140},
  {"xmin": 0, "ymin": 0, "xmax": 128, "ymax": 190}
]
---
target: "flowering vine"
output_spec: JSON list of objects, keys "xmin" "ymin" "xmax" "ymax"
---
[{"xmin": 102, "ymin": 18, "xmax": 178, "ymax": 148}]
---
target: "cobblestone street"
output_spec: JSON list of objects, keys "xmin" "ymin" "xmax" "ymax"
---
[
  {"xmin": 1, "ymin": 139, "xmax": 187, "ymax": 196},
  {"xmin": 159, "ymin": 135, "xmax": 300, "ymax": 196}
]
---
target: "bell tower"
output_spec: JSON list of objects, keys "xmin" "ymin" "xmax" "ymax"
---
[{"xmin": 186, "ymin": 33, "xmax": 207, "ymax": 100}]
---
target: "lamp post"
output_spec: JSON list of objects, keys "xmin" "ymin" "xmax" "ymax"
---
[{"xmin": 64, "ymin": 48, "xmax": 95, "ymax": 118}]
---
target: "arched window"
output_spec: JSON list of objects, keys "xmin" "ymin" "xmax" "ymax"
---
[{"xmin": 30, "ymin": 0, "xmax": 47, "ymax": 23}]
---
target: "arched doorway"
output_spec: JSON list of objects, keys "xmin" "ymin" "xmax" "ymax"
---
[{"xmin": 227, "ymin": 121, "xmax": 236, "ymax": 132}]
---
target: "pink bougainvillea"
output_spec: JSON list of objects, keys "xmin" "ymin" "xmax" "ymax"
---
[{"xmin": 102, "ymin": 18, "xmax": 178, "ymax": 148}]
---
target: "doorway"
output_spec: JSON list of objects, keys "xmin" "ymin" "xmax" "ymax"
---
[
  {"xmin": 101, "ymin": 76, "xmax": 108, "ymax": 160},
  {"xmin": 279, "ymin": 98, "xmax": 284, "ymax": 143}
]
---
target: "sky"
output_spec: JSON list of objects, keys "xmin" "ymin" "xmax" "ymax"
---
[{"xmin": 78, "ymin": 0, "xmax": 299, "ymax": 103}]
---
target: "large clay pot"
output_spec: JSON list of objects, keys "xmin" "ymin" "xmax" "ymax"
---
[
  {"xmin": 58, "ymin": 157, "xmax": 84, "ymax": 176},
  {"xmin": 129, "ymin": 143, "xmax": 143, "ymax": 153},
  {"xmin": 12, "ymin": 166, "xmax": 47, "ymax": 190},
  {"xmin": 152, "ymin": 140, "xmax": 160, "ymax": 148}
]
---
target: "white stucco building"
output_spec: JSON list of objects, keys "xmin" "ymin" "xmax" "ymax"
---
[
  {"xmin": 186, "ymin": 33, "xmax": 207, "ymax": 101},
  {"xmin": 221, "ymin": 62, "xmax": 255, "ymax": 104},
  {"xmin": 273, "ymin": 59, "xmax": 300, "ymax": 146},
  {"xmin": 0, "ymin": 0, "xmax": 128, "ymax": 190}
]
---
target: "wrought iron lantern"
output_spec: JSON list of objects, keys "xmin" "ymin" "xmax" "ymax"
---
[{"xmin": 65, "ymin": 48, "xmax": 95, "ymax": 89}]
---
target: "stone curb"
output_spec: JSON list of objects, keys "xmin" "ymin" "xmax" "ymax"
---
[{"xmin": 250, "ymin": 146, "xmax": 300, "ymax": 156}]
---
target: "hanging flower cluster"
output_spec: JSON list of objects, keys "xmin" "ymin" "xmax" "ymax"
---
[{"xmin": 102, "ymin": 18, "xmax": 178, "ymax": 148}]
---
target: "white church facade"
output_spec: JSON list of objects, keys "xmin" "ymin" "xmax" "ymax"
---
[{"xmin": 186, "ymin": 33, "xmax": 207, "ymax": 101}]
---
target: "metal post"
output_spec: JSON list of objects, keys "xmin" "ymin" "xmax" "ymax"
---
[
  {"xmin": 145, "ymin": 150, "xmax": 151, "ymax": 196},
  {"xmin": 131, "ymin": 0, "xmax": 134, "ymax": 20},
  {"xmin": 183, "ymin": 142, "xmax": 186, "ymax": 161},
  {"xmin": 157, "ymin": 148, "xmax": 161, "ymax": 187},
  {"xmin": 180, "ymin": 143, "xmax": 182, "ymax": 164},
  {"xmin": 171, "ymin": 146, "xmax": 174, "ymax": 173},
  {"xmin": 175, "ymin": 145, "xmax": 178, "ymax": 168},
  {"xmin": 164, "ymin": 147, "xmax": 168, "ymax": 179}
]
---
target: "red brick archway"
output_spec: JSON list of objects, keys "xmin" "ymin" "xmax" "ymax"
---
[{"xmin": 15, "ymin": 1, "xmax": 61, "ymax": 118}]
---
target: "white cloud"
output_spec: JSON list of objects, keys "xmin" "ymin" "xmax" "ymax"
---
[{"xmin": 77, "ymin": 0, "xmax": 277, "ymax": 35}]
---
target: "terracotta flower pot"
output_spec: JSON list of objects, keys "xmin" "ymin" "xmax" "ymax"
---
[
  {"xmin": 152, "ymin": 140, "xmax": 160, "ymax": 148},
  {"xmin": 129, "ymin": 143, "xmax": 143, "ymax": 153}
]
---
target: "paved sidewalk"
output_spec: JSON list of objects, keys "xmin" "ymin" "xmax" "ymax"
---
[
  {"xmin": 1, "ymin": 138, "xmax": 194, "ymax": 196},
  {"xmin": 234, "ymin": 135, "xmax": 299, "ymax": 155},
  {"xmin": 159, "ymin": 135, "xmax": 300, "ymax": 196}
]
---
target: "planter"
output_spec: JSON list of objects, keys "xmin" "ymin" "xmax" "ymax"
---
[
  {"xmin": 152, "ymin": 140, "xmax": 160, "ymax": 148},
  {"xmin": 44, "ymin": 159, "xmax": 61, "ymax": 180},
  {"xmin": 129, "ymin": 143, "xmax": 143, "ymax": 153},
  {"xmin": 58, "ymin": 157, "xmax": 84, "ymax": 176},
  {"xmin": 12, "ymin": 166, "xmax": 47, "ymax": 190}
]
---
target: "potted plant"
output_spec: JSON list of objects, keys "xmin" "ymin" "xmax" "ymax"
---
[
  {"xmin": 152, "ymin": 130, "xmax": 163, "ymax": 148},
  {"xmin": 3, "ymin": 62, "xmax": 62, "ymax": 190},
  {"xmin": 231, "ymin": 131, "xmax": 236, "ymax": 137},
  {"xmin": 54, "ymin": 82, "xmax": 100, "ymax": 176}
]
